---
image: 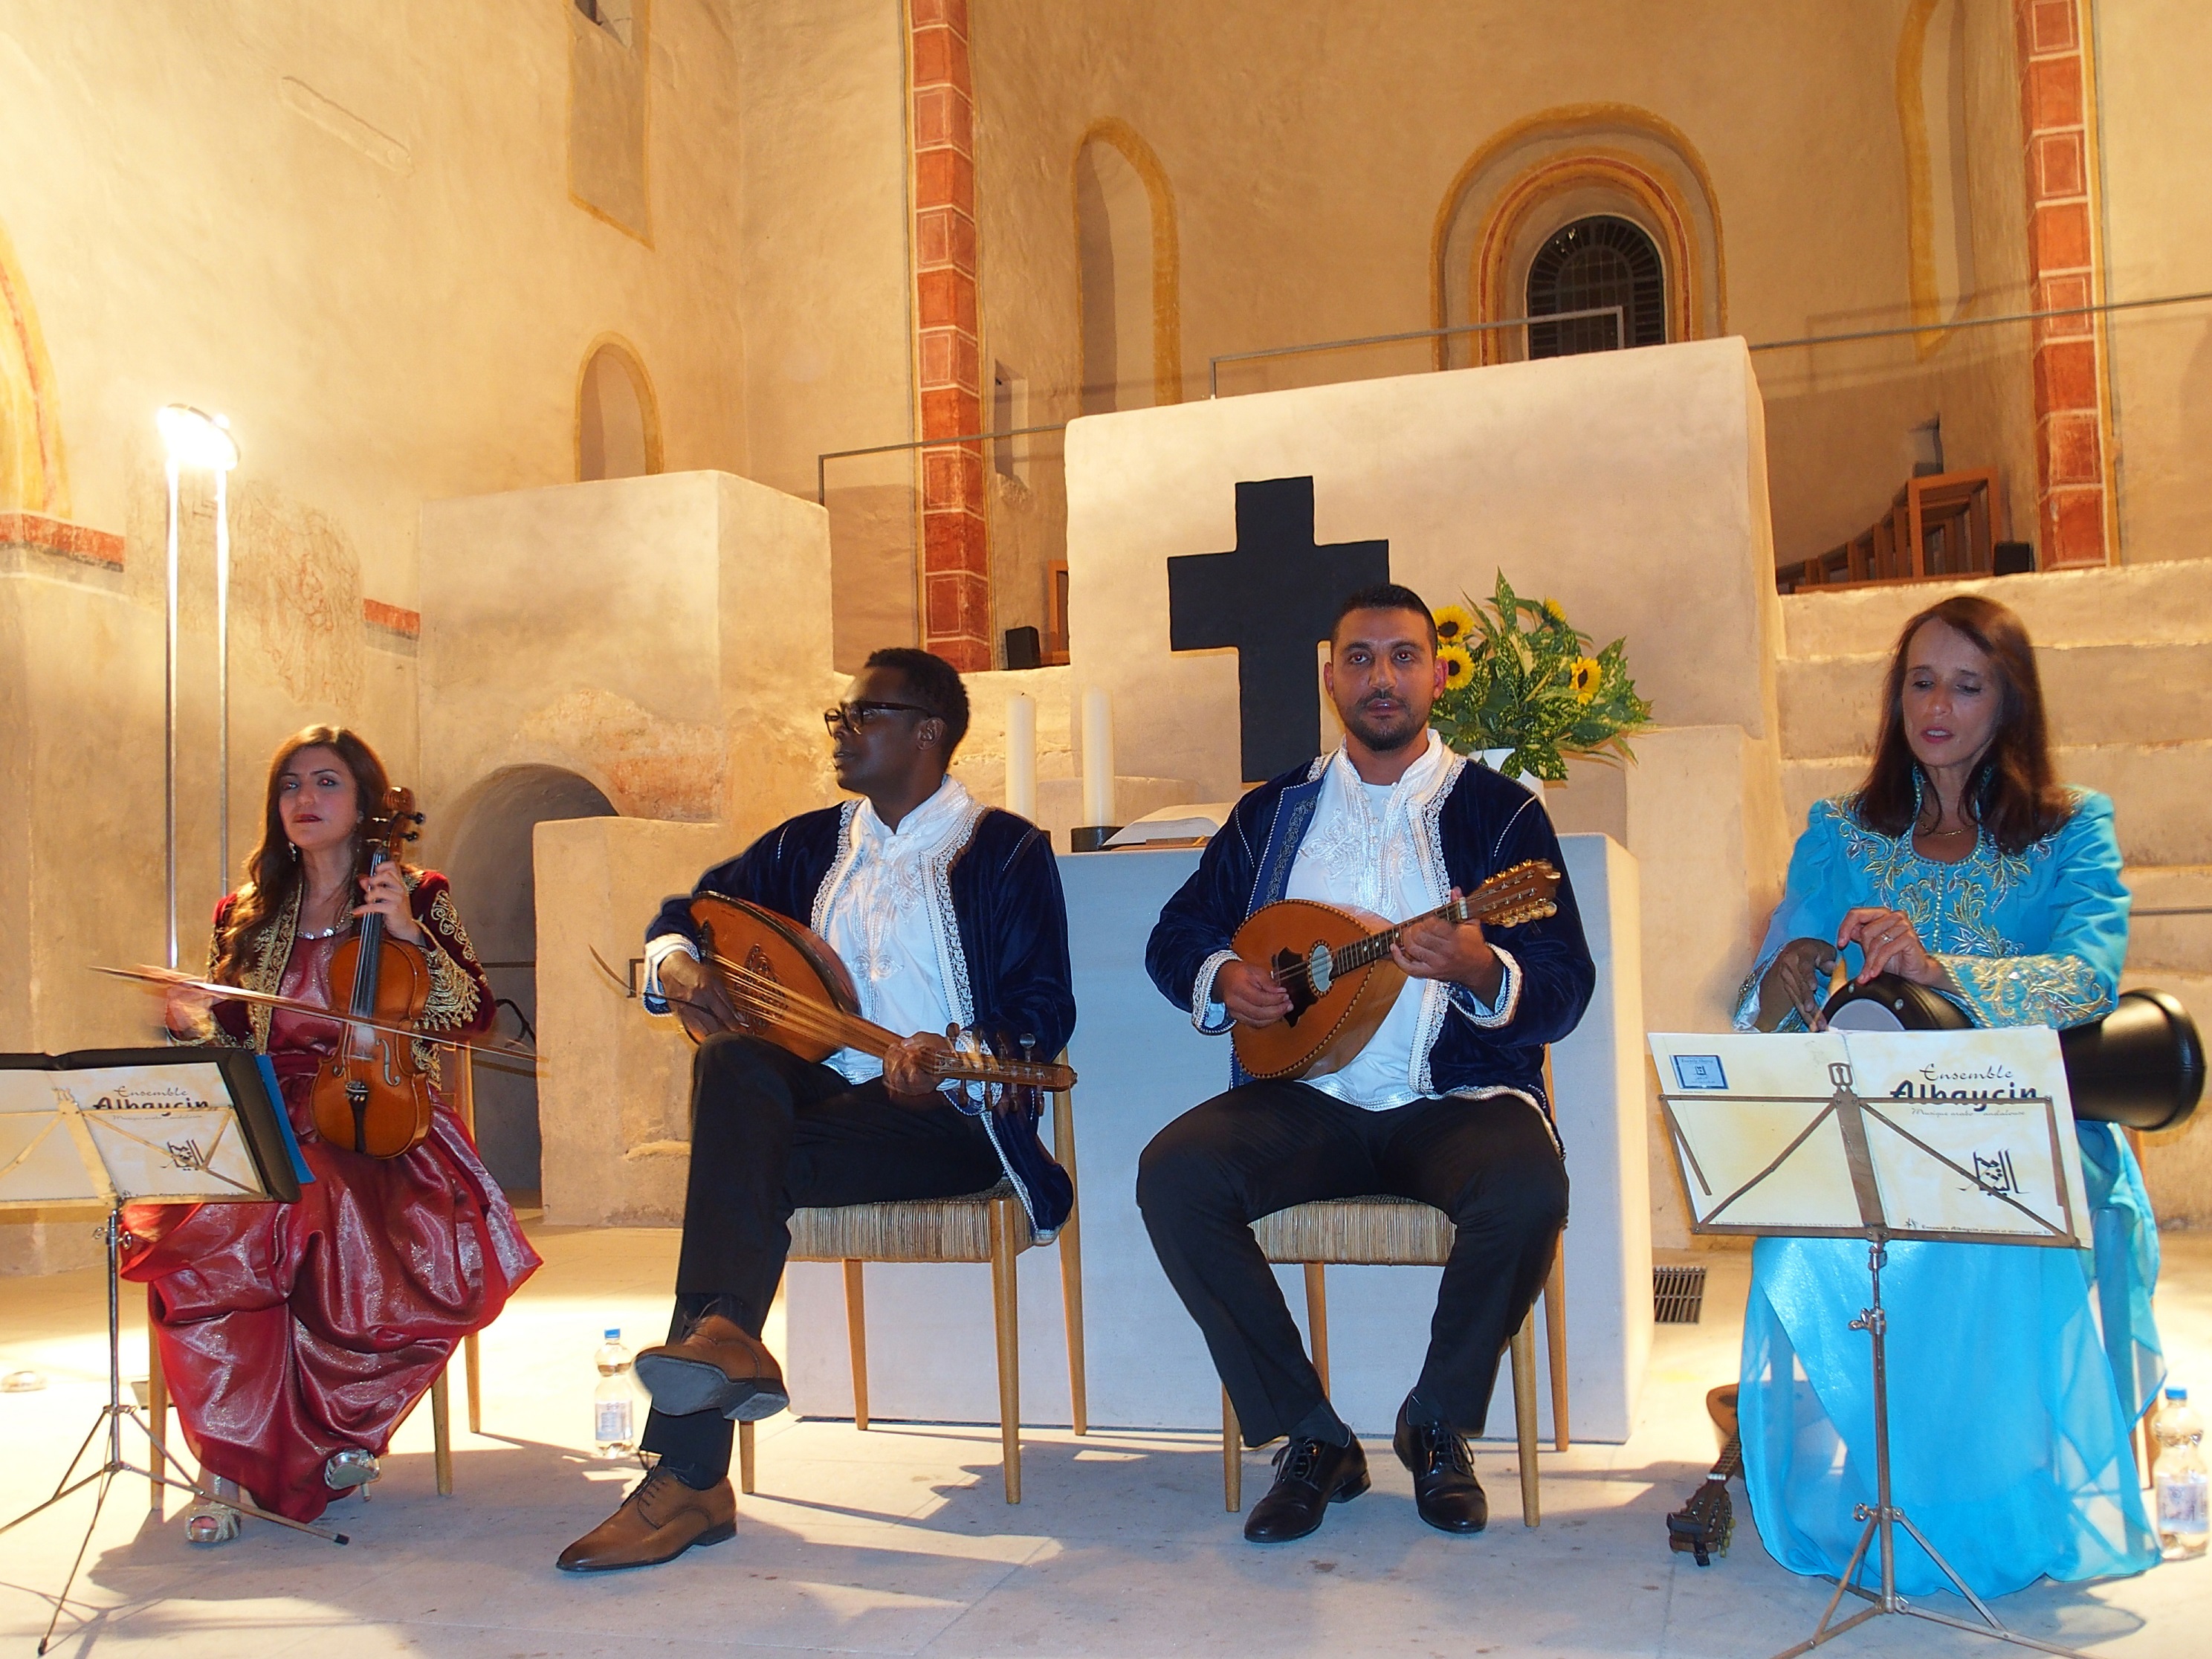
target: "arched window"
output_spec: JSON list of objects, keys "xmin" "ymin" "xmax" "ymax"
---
[
  {"xmin": 575, "ymin": 338, "xmax": 662, "ymax": 481},
  {"xmin": 1525, "ymin": 216, "xmax": 1667, "ymax": 359}
]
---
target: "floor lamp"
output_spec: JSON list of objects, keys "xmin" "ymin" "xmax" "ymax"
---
[{"xmin": 156, "ymin": 405, "xmax": 240, "ymax": 970}]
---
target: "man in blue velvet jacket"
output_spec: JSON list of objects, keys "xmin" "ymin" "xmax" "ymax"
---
[
  {"xmin": 559, "ymin": 647, "xmax": 1076, "ymax": 1573},
  {"xmin": 1140, "ymin": 584, "xmax": 1594, "ymax": 1546}
]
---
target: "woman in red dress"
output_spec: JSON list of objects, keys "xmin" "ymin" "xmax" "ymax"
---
[{"xmin": 123, "ymin": 725, "xmax": 540, "ymax": 1541}]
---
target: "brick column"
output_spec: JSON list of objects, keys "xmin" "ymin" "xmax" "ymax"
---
[
  {"xmin": 909, "ymin": 0, "xmax": 991, "ymax": 670},
  {"xmin": 2015, "ymin": 0, "xmax": 2112, "ymax": 567}
]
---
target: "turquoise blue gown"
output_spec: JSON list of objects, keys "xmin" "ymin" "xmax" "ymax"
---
[{"xmin": 1731, "ymin": 787, "xmax": 2163, "ymax": 1597}]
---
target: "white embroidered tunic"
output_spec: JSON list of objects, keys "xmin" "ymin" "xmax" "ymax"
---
[
  {"xmin": 810, "ymin": 776, "xmax": 975, "ymax": 1082},
  {"xmin": 1284, "ymin": 733, "xmax": 1515, "ymax": 1110},
  {"xmin": 645, "ymin": 777, "xmax": 979, "ymax": 1084}
]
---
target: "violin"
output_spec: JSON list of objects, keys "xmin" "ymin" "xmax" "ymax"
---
[{"xmin": 308, "ymin": 787, "xmax": 436, "ymax": 1158}]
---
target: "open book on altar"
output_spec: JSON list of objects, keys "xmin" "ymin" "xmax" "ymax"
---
[
  {"xmin": 1648, "ymin": 1028, "xmax": 2091, "ymax": 1249},
  {"xmin": 0, "ymin": 1048, "xmax": 308, "ymax": 1209}
]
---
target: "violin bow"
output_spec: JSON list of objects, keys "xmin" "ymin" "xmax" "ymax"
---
[{"xmin": 91, "ymin": 965, "xmax": 540, "ymax": 1061}]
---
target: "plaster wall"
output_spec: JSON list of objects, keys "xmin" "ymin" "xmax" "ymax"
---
[
  {"xmin": 968, "ymin": 0, "xmax": 2058, "ymax": 575},
  {"xmin": 2095, "ymin": 0, "xmax": 2212, "ymax": 563},
  {"xmin": 727, "ymin": 0, "xmax": 923, "ymax": 665},
  {"xmin": 534, "ymin": 815, "xmax": 726, "ymax": 1227},
  {"xmin": 417, "ymin": 470, "xmax": 838, "ymax": 854},
  {"xmin": 0, "ymin": 0, "xmax": 751, "ymax": 603}
]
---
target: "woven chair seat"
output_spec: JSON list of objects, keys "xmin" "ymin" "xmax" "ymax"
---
[
  {"xmin": 1250, "ymin": 1194, "xmax": 1455, "ymax": 1267},
  {"xmin": 788, "ymin": 1180, "xmax": 1027, "ymax": 1264}
]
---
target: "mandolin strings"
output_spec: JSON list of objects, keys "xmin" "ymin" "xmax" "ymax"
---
[{"xmin": 1262, "ymin": 862, "xmax": 1560, "ymax": 997}]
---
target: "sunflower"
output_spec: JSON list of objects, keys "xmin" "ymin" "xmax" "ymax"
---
[
  {"xmin": 1432, "ymin": 604, "xmax": 1477, "ymax": 648},
  {"xmin": 1542, "ymin": 598, "xmax": 1568, "ymax": 625},
  {"xmin": 1438, "ymin": 643, "xmax": 1476, "ymax": 691},
  {"xmin": 1569, "ymin": 656, "xmax": 1603, "ymax": 702}
]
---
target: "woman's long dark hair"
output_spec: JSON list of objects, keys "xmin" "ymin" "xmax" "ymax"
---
[
  {"xmin": 212, "ymin": 725, "xmax": 393, "ymax": 980},
  {"xmin": 1853, "ymin": 595, "xmax": 2071, "ymax": 856}
]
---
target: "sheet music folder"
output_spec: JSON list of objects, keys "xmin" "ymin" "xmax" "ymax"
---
[
  {"xmin": 1649, "ymin": 1029, "xmax": 2089, "ymax": 1249},
  {"xmin": 0, "ymin": 1047, "xmax": 308, "ymax": 1209}
]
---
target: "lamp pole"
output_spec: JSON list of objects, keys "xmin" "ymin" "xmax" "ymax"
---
[{"xmin": 157, "ymin": 406, "xmax": 241, "ymax": 972}]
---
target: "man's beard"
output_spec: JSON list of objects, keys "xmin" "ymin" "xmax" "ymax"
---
[{"xmin": 1338, "ymin": 696, "xmax": 1429, "ymax": 754}]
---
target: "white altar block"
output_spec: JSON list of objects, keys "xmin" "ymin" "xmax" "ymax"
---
[{"xmin": 786, "ymin": 830, "xmax": 1651, "ymax": 1442}]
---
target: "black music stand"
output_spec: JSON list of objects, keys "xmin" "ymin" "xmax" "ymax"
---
[
  {"xmin": 0, "ymin": 1048, "xmax": 345, "ymax": 1654},
  {"xmin": 1655, "ymin": 1030, "xmax": 2101, "ymax": 1659}
]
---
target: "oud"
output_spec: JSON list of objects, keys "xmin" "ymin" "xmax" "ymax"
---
[
  {"xmin": 685, "ymin": 895, "xmax": 1076, "ymax": 1091},
  {"xmin": 1228, "ymin": 859, "xmax": 1561, "ymax": 1081}
]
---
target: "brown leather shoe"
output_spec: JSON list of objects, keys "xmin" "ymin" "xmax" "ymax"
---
[
  {"xmin": 555, "ymin": 1466, "xmax": 737, "ymax": 1572},
  {"xmin": 633, "ymin": 1313, "xmax": 791, "ymax": 1421}
]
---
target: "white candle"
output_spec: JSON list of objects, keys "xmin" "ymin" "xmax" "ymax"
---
[
  {"xmin": 1006, "ymin": 693, "xmax": 1038, "ymax": 821},
  {"xmin": 1081, "ymin": 685, "xmax": 1116, "ymax": 827}
]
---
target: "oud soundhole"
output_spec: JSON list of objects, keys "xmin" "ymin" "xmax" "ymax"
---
[{"xmin": 737, "ymin": 942, "xmax": 787, "ymax": 1032}]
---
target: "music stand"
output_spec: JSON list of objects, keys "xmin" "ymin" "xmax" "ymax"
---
[
  {"xmin": 1652, "ymin": 1027, "xmax": 2099, "ymax": 1659},
  {"xmin": 0, "ymin": 1047, "xmax": 345, "ymax": 1655}
]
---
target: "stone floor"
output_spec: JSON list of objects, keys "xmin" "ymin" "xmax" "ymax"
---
[{"xmin": 1, "ymin": 1222, "xmax": 2205, "ymax": 1658}]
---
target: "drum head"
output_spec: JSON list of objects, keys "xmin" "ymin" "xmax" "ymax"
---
[{"xmin": 1823, "ymin": 974, "xmax": 1972, "ymax": 1032}]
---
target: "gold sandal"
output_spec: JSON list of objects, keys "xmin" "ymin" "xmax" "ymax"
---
[{"xmin": 186, "ymin": 1477, "xmax": 242, "ymax": 1545}]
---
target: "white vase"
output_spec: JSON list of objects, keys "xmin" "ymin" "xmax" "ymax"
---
[{"xmin": 1476, "ymin": 747, "xmax": 1550, "ymax": 789}]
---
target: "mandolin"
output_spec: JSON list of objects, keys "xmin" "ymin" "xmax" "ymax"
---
[
  {"xmin": 681, "ymin": 894, "xmax": 1077, "ymax": 1093},
  {"xmin": 1227, "ymin": 859, "xmax": 1561, "ymax": 1081},
  {"xmin": 1665, "ymin": 1385, "xmax": 1742, "ymax": 1567}
]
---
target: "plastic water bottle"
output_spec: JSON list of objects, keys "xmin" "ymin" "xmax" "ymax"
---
[
  {"xmin": 593, "ymin": 1328, "xmax": 639, "ymax": 1456},
  {"xmin": 2154, "ymin": 1386, "xmax": 2208, "ymax": 1561}
]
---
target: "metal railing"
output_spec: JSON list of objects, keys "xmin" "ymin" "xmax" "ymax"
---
[
  {"xmin": 1744, "ymin": 287, "xmax": 2212, "ymax": 353},
  {"xmin": 1204, "ymin": 306, "xmax": 1626, "ymax": 397},
  {"xmin": 814, "ymin": 289, "xmax": 2212, "ymax": 494},
  {"xmin": 816, "ymin": 423, "xmax": 1067, "ymax": 505}
]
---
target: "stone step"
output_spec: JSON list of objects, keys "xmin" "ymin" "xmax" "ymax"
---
[
  {"xmin": 1782, "ymin": 740, "xmax": 2212, "ymax": 869},
  {"xmin": 1777, "ymin": 639, "xmax": 2212, "ymax": 761},
  {"xmin": 1779, "ymin": 558, "xmax": 2212, "ymax": 661},
  {"xmin": 2128, "ymin": 865, "xmax": 2212, "ymax": 975}
]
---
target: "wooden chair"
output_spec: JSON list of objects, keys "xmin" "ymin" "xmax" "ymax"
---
[
  {"xmin": 737, "ymin": 1078, "xmax": 1087, "ymax": 1504},
  {"xmin": 1220, "ymin": 1197, "xmax": 1569, "ymax": 1527},
  {"xmin": 146, "ymin": 1044, "xmax": 487, "ymax": 1507}
]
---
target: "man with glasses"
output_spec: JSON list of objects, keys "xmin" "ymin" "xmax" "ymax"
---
[{"xmin": 557, "ymin": 647, "xmax": 1076, "ymax": 1572}]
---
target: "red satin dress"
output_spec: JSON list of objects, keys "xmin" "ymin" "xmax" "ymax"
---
[{"xmin": 120, "ymin": 928, "xmax": 540, "ymax": 1522}]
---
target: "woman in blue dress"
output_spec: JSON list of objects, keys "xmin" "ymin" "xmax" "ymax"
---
[{"xmin": 1734, "ymin": 593, "xmax": 2162, "ymax": 1597}]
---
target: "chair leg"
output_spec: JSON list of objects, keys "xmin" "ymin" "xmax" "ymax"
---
[
  {"xmin": 1302, "ymin": 1262, "xmax": 1330, "ymax": 1396},
  {"xmin": 738, "ymin": 1419, "xmax": 756, "ymax": 1495},
  {"xmin": 1053, "ymin": 1087, "xmax": 1090, "ymax": 1437},
  {"xmin": 1510, "ymin": 1310, "xmax": 1539, "ymax": 1527},
  {"xmin": 1544, "ymin": 1252, "xmax": 1569, "ymax": 1452},
  {"xmin": 465, "ymin": 1329, "xmax": 482, "ymax": 1436},
  {"xmin": 145, "ymin": 1296, "xmax": 167, "ymax": 1513},
  {"xmin": 989, "ymin": 1197, "xmax": 1023, "ymax": 1504},
  {"xmin": 1223, "ymin": 1388, "xmax": 1242, "ymax": 1513},
  {"xmin": 843, "ymin": 1259, "xmax": 869, "ymax": 1432},
  {"xmin": 432, "ymin": 1368, "xmax": 454, "ymax": 1497}
]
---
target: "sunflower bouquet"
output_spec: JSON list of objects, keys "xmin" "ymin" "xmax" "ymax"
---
[{"xmin": 1428, "ymin": 571, "xmax": 1652, "ymax": 782}]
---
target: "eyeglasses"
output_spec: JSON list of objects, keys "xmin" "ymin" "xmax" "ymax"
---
[{"xmin": 823, "ymin": 701, "xmax": 935, "ymax": 735}]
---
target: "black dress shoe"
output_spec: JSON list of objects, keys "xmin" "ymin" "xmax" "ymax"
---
[
  {"xmin": 1394, "ymin": 1401, "xmax": 1488, "ymax": 1533},
  {"xmin": 1244, "ymin": 1435, "xmax": 1369, "ymax": 1543}
]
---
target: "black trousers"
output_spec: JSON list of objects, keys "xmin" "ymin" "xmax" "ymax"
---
[
  {"xmin": 639, "ymin": 1033, "xmax": 1002, "ymax": 1480},
  {"xmin": 1136, "ymin": 1081, "xmax": 1568, "ymax": 1446}
]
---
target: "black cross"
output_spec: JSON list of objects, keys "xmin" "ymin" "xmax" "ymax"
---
[{"xmin": 1168, "ymin": 476, "xmax": 1391, "ymax": 782}]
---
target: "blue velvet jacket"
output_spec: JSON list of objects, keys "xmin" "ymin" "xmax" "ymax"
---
[
  {"xmin": 1145, "ymin": 751, "xmax": 1596, "ymax": 1128},
  {"xmin": 647, "ymin": 801, "xmax": 1078, "ymax": 1237}
]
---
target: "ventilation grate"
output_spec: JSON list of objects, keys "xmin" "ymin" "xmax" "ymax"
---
[{"xmin": 1653, "ymin": 1264, "xmax": 1708, "ymax": 1325}]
